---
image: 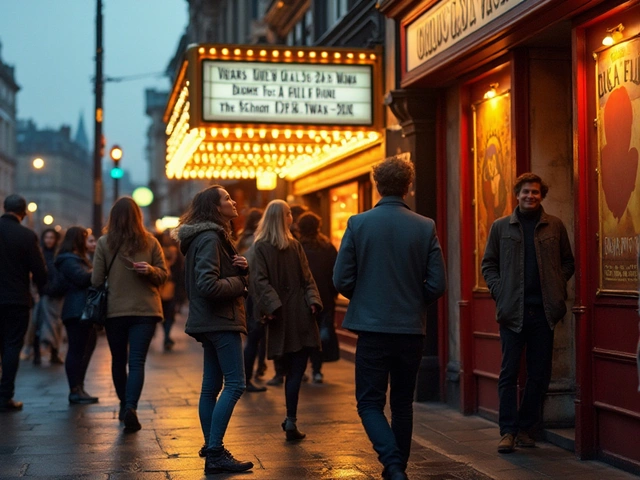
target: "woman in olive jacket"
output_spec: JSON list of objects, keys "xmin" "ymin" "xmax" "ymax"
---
[
  {"xmin": 251, "ymin": 199, "xmax": 322, "ymax": 441},
  {"xmin": 92, "ymin": 197, "xmax": 167, "ymax": 432},
  {"xmin": 55, "ymin": 227, "xmax": 97, "ymax": 405},
  {"xmin": 173, "ymin": 185, "xmax": 253, "ymax": 475}
]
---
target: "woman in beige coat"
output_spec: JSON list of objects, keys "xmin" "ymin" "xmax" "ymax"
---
[
  {"xmin": 251, "ymin": 199, "xmax": 322, "ymax": 441},
  {"xmin": 92, "ymin": 197, "xmax": 167, "ymax": 432}
]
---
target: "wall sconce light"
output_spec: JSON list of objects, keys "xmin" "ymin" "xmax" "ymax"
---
[
  {"xmin": 602, "ymin": 24, "xmax": 624, "ymax": 46},
  {"xmin": 484, "ymin": 83, "xmax": 499, "ymax": 100}
]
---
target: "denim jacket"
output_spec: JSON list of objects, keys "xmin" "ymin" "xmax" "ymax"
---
[{"xmin": 481, "ymin": 206, "xmax": 575, "ymax": 332}]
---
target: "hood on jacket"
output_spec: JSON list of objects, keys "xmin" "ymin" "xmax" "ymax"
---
[{"xmin": 173, "ymin": 222, "xmax": 229, "ymax": 255}]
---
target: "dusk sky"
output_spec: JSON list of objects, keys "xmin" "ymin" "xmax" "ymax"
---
[{"xmin": 0, "ymin": 0, "xmax": 188, "ymax": 183}]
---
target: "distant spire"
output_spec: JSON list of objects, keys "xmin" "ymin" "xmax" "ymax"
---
[{"xmin": 74, "ymin": 112, "xmax": 89, "ymax": 151}]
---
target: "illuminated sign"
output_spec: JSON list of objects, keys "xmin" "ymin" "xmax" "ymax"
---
[
  {"xmin": 202, "ymin": 60, "xmax": 373, "ymax": 125},
  {"xmin": 406, "ymin": 0, "xmax": 526, "ymax": 71}
]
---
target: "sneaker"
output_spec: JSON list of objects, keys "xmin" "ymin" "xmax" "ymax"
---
[
  {"xmin": 312, "ymin": 372, "xmax": 323, "ymax": 384},
  {"xmin": 123, "ymin": 408, "xmax": 142, "ymax": 432},
  {"xmin": 498, "ymin": 433, "xmax": 515, "ymax": 453},
  {"xmin": 516, "ymin": 430, "xmax": 536, "ymax": 447},
  {"xmin": 204, "ymin": 447, "xmax": 253, "ymax": 474},
  {"xmin": 266, "ymin": 374, "xmax": 284, "ymax": 386},
  {"xmin": 0, "ymin": 398, "xmax": 23, "ymax": 412},
  {"xmin": 245, "ymin": 381, "xmax": 267, "ymax": 392}
]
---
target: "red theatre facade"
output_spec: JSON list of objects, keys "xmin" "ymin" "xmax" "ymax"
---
[{"xmin": 380, "ymin": 0, "xmax": 640, "ymax": 471}]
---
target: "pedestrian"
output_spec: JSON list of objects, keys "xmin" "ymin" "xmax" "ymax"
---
[
  {"xmin": 55, "ymin": 226, "xmax": 99, "ymax": 404},
  {"xmin": 92, "ymin": 197, "xmax": 168, "ymax": 432},
  {"xmin": 85, "ymin": 232, "xmax": 97, "ymax": 263},
  {"xmin": 251, "ymin": 199, "xmax": 323, "ymax": 441},
  {"xmin": 0, "ymin": 194, "xmax": 47, "ymax": 411},
  {"xmin": 31, "ymin": 228, "xmax": 65, "ymax": 366},
  {"xmin": 173, "ymin": 185, "xmax": 254, "ymax": 474},
  {"xmin": 297, "ymin": 211, "xmax": 340, "ymax": 383},
  {"xmin": 482, "ymin": 172, "xmax": 575, "ymax": 454},
  {"xmin": 333, "ymin": 156, "xmax": 446, "ymax": 480},
  {"xmin": 156, "ymin": 233, "xmax": 178, "ymax": 351},
  {"xmin": 238, "ymin": 208, "xmax": 268, "ymax": 392}
]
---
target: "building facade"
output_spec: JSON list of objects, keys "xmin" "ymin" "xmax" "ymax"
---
[
  {"xmin": 0, "ymin": 40, "xmax": 19, "ymax": 204},
  {"xmin": 16, "ymin": 119, "xmax": 93, "ymax": 232}
]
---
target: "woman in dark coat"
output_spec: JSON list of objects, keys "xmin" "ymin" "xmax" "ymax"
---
[
  {"xmin": 251, "ymin": 199, "xmax": 322, "ymax": 441},
  {"xmin": 55, "ymin": 227, "xmax": 98, "ymax": 404},
  {"xmin": 173, "ymin": 185, "xmax": 253, "ymax": 475}
]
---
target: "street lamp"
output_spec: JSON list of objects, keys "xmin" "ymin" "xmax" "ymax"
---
[
  {"xmin": 110, "ymin": 145, "xmax": 123, "ymax": 203},
  {"xmin": 43, "ymin": 215, "xmax": 54, "ymax": 225},
  {"xmin": 32, "ymin": 157, "xmax": 45, "ymax": 170}
]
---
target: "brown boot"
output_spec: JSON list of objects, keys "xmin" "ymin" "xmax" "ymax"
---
[
  {"xmin": 498, "ymin": 433, "xmax": 515, "ymax": 453},
  {"xmin": 516, "ymin": 430, "xmax": 536, "ymax": 447}
]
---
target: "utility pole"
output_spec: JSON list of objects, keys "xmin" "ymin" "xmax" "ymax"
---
[{"xmin": 92, "ymin": 0, "xmax": 104, "ymax": 237}]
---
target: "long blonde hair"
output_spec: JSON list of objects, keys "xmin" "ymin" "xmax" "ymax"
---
[{"xmin": 254, "ymin": 200, "xmax": 293, "ymax": 250}]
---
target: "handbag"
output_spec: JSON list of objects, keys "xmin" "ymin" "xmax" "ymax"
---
[{"xmin": 80, "ymin": 246, "xmax": 120, "ymax": 326}]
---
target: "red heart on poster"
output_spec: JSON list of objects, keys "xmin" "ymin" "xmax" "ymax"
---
[{"xmin": 601, "ymin": 86, "xmax": 638, "ymax": 221}]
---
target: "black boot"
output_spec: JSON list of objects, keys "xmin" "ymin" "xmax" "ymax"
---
[
  {"xmin": 204, "ymin": 447, "xmax": 253, "ymax": 474},
  {"xmin": 69, "ymin": 386, "xmax": 99, "ymax": 405},
  {"xmin": 123, "ymin": 408, "xmax": 141, "ymax": 432},
  {"xmin": 282, "ymin": 417, "xmax": 306, "ymax": 441}
]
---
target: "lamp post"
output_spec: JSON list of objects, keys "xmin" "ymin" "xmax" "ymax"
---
[
  {"xmin": 110, "ymin": 145, "xmax": 123, "ymax": 203},
  {"xmin": 93, "ymin": 0, "xmax": 104, "ymax": 237}
]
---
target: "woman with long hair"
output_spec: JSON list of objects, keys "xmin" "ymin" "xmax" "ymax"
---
[
  {"xmin": 251, "ymin": 199, "xmax": 322, "ymax": 441},
  {"xmin": 173, "ymin": 185, "xmax": 253, "ymax": 475},
  {"xmin": 55, "ymin": 227, "xmax": 98, "ymax": 404},
  {"xmin": 91, "ymin": 197, "xmax": 167, "ymax": 432}
]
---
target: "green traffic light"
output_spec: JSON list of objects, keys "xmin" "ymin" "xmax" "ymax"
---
[{"xmin": 110, "ymin": 167, "xmax": 124, "ymax": 179}]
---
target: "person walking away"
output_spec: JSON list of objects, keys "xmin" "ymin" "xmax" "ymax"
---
[
  {"xmin": 298, "ymin": 211, "xmax": 340, "ymax": 383},
  {"xmin": 55, "ymin": 227, "xmax": 99, "ymax": 404},
  {"xmin": 32, "ymin": 228, "xmax": 65, "ymax": 365},
  {"xmin": 238, "ymin": 208, "xmax": 268, "ymax": 392},
  {"xmin": 0, "ymin": 194, "xmax": 47, "ymax": 411},
  {"xmin": 251, "ymin": 200, "xmax": 322, "ymax": 441},
  {"xmin": 173, "ymin": 185, "xmax": 254, "ymax": 474},
  {"xmin": 92, "ymin": 197, "xmax": 168, "ymax": 432},
  {"xmin": 482, "ymin": 172, "xmax": 574, "ymax": 454},
  {"xmin": 333, "ymin": 157, "xmax": 446, "ymax": 480},
  {"xmin": 157, "ymin": 236, "xmax": 178, "ymax": 351}
]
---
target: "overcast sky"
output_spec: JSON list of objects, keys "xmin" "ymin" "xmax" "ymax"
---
[{"xmin": 0, "ymin": 0, "xmax": 188, "ymax": 184}]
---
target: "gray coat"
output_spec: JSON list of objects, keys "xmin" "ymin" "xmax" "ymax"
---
[
  {"xmin": 333, "ymin": 196, "xmax": 446, "ymax": 335},
  {"xmin": 481, "ymin": 206, "xmax": 575, "ymax": 332},
  {"xmin": 175, "ymin": 222, "xmax": 248, "ymax": 337},
  {"xmin": 251, "ymin": 239, "xmax": 322, "ymax": 358}
]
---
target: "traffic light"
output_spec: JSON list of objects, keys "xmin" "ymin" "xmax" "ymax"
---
[{"xmin": 110, "ymin": 167, "xmax": 124, "ymax": 179}]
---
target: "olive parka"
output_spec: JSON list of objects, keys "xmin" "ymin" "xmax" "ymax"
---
[{"xmin": 250, "ymin": 238, "xmax": 322, "ymax": 359}]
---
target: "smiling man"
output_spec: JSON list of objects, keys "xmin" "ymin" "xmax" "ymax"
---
[{"xmin": 481, "ymin": 173, "xmax": 575, "ymax": 454}]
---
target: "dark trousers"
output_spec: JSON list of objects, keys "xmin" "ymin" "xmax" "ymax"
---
[
  {"xmin": 498, "ymin": 307, "xmax": 555, "ymax": 436},
  {"xmin": 0, "ymin": 305, "xmax": 30, "ymax": 400},
  {"xmin": 105, "ymin": 317, "xmax": 156, "ymax": 410},
  {"xmin": 281, "ymin": 348, "xmax": 311, "ymax": 418},
  {"xmin": 161, "ymin": 299, "xmax": 175, "ymax": 343},
  {"xmin": 355, "ymin": 332, "xmax": 423, "ymax": 473},
  {"xmin": 64, "ymin": 318, "xmax": 97, "ymax": 389},
  {"xmin": 243, "ymin": 321, "xmax": 265, "ymax": 382}
]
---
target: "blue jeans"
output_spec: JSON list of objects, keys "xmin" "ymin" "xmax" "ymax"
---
[
  {"xmin": 498, "ymin": 306, "xmax": 554, "ymax": 435},
  {"xmin": 64, "ymin": 318, "xmax": 97, "ymax": 389},
  {"xmin": 105, "ymin": 317, "xmax": 157, "ymax": 410},
  {"xmin": 0, "ymin": 305, "xmax": 30, "ymax": 400},
  {"xmin": 199, "ymin": 331, "xmax": 246, "ymax": 449},
  {"xmin": 355, "ymin": 332, "xmax": 423, "ymax": 473}
]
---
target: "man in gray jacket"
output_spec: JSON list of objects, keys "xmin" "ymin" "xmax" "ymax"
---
[
  {"xmin": 482, "ymin": 173, "xmax": 574, "ymax": 454},
  {"xmin": 333, "ymin": 156, "xmax": 446, "ymax": 480}
]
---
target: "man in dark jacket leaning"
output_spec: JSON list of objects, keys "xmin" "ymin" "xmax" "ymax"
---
[
  {"xmin": 482, "ymin": 173, "xmax": 575, "ymax": 454},
  {"xmin": 333, "ymin": 156, "xmax": 446, "ymax": 480},
  {"xmin": 0, "ymin": 194, "xmax": 47, "ymax": 411}
]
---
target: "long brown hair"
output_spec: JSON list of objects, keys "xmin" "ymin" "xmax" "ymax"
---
[
  {"xmin": 105, "ymin": 197, "xmax": 148, "ymax": 256},
  {"xmin": 57, "ymin": 226, "xmax": 91, "ymax": 267},
  {"xmin": 178, "ymin": 185, "xmax": 231, "ymax": 233}
]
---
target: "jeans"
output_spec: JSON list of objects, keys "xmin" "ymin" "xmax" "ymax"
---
[
  {"xmin": 105, "ymin": 317, "xmax": 157, "ymax": 410},
  {"xmin": 355, "ymin": 332, "xmax": 423, "ymax": 473},
  {"xmin": 498, "ymin": 306, "xmax": 555, "ymax": 435},
  {"xmin": 281, "ymin": 349, "xmax": 310, "ymax": 418},
  {"xmin": 243, "ymin": 321, "xmax": 265, "ymax": 382},
  {"xmin": 64, "ymin": 318, "xmax": 97, "ymax": 389},
  {"xmin": 0, "ymin": 305, "xmax": 30, "ymax": 400},
  {"xmin": 199, "ymin": 331, "xmax": 246, "ymax": 449}
]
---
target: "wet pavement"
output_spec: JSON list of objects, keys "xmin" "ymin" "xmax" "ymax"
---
[{"xmin": 0, "ymin": 312, "xmax": 637, "ymax": 479}]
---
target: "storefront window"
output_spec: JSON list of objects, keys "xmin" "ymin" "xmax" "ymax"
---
[{"xmin": 329, "ymin": 181, "xmax": 359, "ymax": 250}]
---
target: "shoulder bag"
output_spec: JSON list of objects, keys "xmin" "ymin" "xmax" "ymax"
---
[{"xmin": 80, "ymin": 246, "xmax": 120, "ymax": 326}]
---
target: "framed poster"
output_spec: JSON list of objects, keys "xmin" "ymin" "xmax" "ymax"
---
[
  {"xmin": 596, "ymin": 37, "xmax": 640, "ymax": 294},
  {"xmin": 472, "ymin": 91, "xmax": 513, "ymax": 290}
]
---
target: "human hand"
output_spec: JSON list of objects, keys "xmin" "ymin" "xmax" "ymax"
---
[
  {"xmin": 311, "ymin": 304, "xmax": 318, "ymax": 315},
  {"xmin": 232, "ymin": 255, "xmax": 248, "ymax": 270},
  {"xmin": 133, "ymin": 261, "xmax": 150, "ymax": 275}
]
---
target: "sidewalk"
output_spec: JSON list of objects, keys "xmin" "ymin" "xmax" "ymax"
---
[{"xmin": 0, "ymin": 314, "xmax": 636, "ymax": 479}]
